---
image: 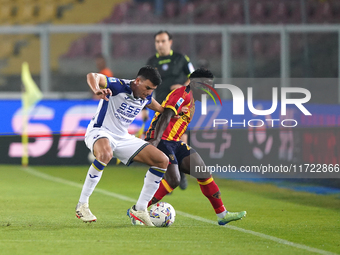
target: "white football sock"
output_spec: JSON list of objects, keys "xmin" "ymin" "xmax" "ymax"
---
[
  {"xmin": 135, "ymin": 167, "xmax": 166, "ymax": 211},
  {"xmin": 79, "ymin": 160, "xmax": 106, "ymax": 204},
  {"xmin": 217, "ymin": 210, "xmax": 227, "ymax": 218}
]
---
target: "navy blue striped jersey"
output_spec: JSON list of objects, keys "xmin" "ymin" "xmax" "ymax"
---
[{"xmin": 88, "ymin": 77, "xmax": 152, "ymax": 135}]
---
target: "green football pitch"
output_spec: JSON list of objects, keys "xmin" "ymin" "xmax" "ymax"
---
[{"xmin": 0, "ymin": 165, "xmax": 339, "ymax": 255}]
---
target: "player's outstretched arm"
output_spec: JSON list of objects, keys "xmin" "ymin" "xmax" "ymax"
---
[
  {"xmin": 147, "ymin": 98, "xmax": 188, "ymax": 115},
  {"xmin": 87, "ymin": 73, "xmax": 112, "ymax": 101},
  {"xmin": 146, "ymin": 98, "xmax": 164, "ymax": 113},
  {"xmin": 148, "ymin": 108, "xmax": 175, "ymax": 147}
]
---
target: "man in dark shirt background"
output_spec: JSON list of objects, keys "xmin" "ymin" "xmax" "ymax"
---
[
  {"xmin": 147, "ymin": 31, "xmax": 194, "ymax": 104},
  {"xmin": 146, "ymin": 30, "xmax": 194, "ymax": 190}
]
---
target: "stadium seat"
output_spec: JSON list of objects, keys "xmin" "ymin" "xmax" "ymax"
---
[
  {"xmin": 221, "ymin": 0, "xmax": 244, "ymax": 24},
  {"xmin": 133, "ymin": 35, "xmax": 153, "ymax": 58},
  {"xmin": 179, "ymin": 2, "xmax": 195, "ymax": 23},
  {"xmin": 231, "ymin": 36, "xmax": 245, "ymax": 58},
  {"xmin": 1, "ymin": 0, "xmax": 121, "ymax": 75},
  {"xmin": 197, "ymin": 35, "xmax": 221, "ymax": 58},
  {"xmin": 83, "ymin": 34, "xmax": 102, "ymax": 58},
  {"xmin": 63, "ymin": 37, "xmax": 86, "ymax": 58},
  {"xmin": 0, "ymin": 0, "xmax": 16, "ymax": 24},
  {"xmin": 36, "ymin": 0, "xmax": 58, "ymax": 23},
  {"xmin": 163, "ymin": 1, "xmax": 178, "ymax": 22},
  {"xmin": 173, "ymin": 34, "xmax": 191, "ymax": 56},
  {"xmin": 252, "ymin": 36, "xmax": 266, "ymax": 57},
  {"xmin": 250, "ymin": 1, "xmax": 269, "ymax": 24},
  {"xmin": 287, "ymin": 0, "xmax": 303, "ymax": 24},
  {"xmin": 268, "ymin": 1, "xmax": 290, "ymax": 24},
  {"xmin": 0, "ymin": 36, "xmax": 15, "ymax": 59},
  {"xmin": 134, "ymin": 2, "xmax": 154, "ymax": 24},
  {"xmin": 305, "ymin": 0, "xmax": 317, "ymax": 23},
  {"xmin": 332, "ymin": 0, "xmax": 340, "ymax": 21},
  {"xmin": 103, "ymin": 2, "xmax": 131, "ymax": 24},
  {"xmin": 195, "ymin": 2, "xmax": 221, "ymax": 24},
  {"xmin": 310, "ymin": 1, "xmax": 333, "ymax": 23},
  {"xmin": 264, "ymin": 35, "xmax": 280, "ymax": 59},
  {"xmin": 112, "ymin": 35, "xmax": 131, "ymax": 58},
  {"xmin": 13, "ymin": 0, "xmax": 39, "ymax": 24}
]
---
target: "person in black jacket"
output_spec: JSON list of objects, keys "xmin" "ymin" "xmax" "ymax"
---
[{"xmin": 146, "ymin": 30, "xmax": 195, "ymax": 190}]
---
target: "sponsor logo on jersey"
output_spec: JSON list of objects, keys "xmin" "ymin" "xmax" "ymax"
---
[
  {"xmin": 108, "ymin": 77, "xmax": 116, "ymax": 83},
  {"xmin": 176, "ymin": 98, "xmax": 184, "ymax": 107}
]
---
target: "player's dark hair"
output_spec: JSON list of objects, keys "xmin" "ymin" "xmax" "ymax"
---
[
  {"xmin": 189, "ymin": 68, "xmax": 214, "ymax": 79},
  {"xmin": 137, "ymin": 66, "xmax": 162, "ymax": 86},
  {"xmin": 154, "ymin": 30, "xmax": 172, "ymax": 40}
]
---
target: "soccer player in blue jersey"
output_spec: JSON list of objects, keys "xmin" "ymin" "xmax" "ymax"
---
[{"xmin": 76, "ymin": 66, "xmax": 169, "ymax": 226}]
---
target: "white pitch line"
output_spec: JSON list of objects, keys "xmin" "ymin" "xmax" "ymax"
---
[{"xmin": 21, "ymin": 167, "xmax": 338, "ymax": 255}]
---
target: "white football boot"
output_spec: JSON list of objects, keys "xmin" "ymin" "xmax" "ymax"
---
[
  {"xmin": 128, "ymin": 205, "xmax": 154, "ymax": 226},
  {"xmin": 75, "ymin": 202, "xmax": 97, "ymax": 222}
]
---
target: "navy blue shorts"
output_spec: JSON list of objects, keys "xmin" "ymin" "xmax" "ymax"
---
[{"xmin": 157, "ymin": 140, "xmax": 196, "ymax": 165}]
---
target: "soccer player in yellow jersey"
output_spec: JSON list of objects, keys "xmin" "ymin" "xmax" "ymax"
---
[{"xmin": 140, "ymin": 68, "xmax": 246, "ymax": 225}]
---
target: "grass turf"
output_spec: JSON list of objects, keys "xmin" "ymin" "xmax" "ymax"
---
[{"xmin": 0, "ymin": 165, "xmax": 339, "ymax": 255}]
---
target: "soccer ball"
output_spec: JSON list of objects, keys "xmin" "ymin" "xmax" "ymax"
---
[{"xmin": 149, "ymin": 202, "xmax": 176, "ymax": 227}]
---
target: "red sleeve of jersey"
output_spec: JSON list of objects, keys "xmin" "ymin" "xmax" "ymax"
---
[{"xmin": 163, "ymin": 87, "xmax": 188, "ymax": 115}]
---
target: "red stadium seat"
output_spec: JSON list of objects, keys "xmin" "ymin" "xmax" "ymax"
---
[
  {"xmin": 198, "ymin": 2, "xmax": 221, "ymax": 24},
  {"xmin": 173, "ymin": 34, "xmax": 191, "ymax": 55},
  {"xmin": 269, "ymin": 1, "xmax": 290, "ymax": 24},
  {"xmin": 221, "ymin": 1, "xmax": 244, "ymax": 24},
  {"xmin": 197, "ymin": 35, "xmax": 221, "ymax": 58},
  {"xmin": 180, "ymin": 2, "xmax": 195, "ymax": 16},
  {"xmin": 133, "ymin": 35, "xmax": 154, "ymax": 58},
  {"xmin": 103, "ymin": 2, "xmax": 133, "ymax": 24},
  {"xmin": 112, "ymin": 36, "xmax": 131, "ymax": 58},
  {"xmin": 310, "ymin": 1, "xmax": 333, "ymax": 23},
  {"xmin": 63, "ymin": 37, "xmax": 87, "ymax": 58},
  {"xmin": 231, "ymin": 36, "xmax": 245, "ymax": 58},
  {"xmin": 250, "ymin": 1, "xmax": 269, "ymax": 24},
  {"xmin": 288, "ymin": 0, "xmax": 303, "ymax": 24},
  {"xmin": 305, "ymin": 0, "xmax": 317, "ymax": 23},
  {"xmin": 252, "ymin": 36, "xmax": 265, "ymax": 57},
  {"xmin": 264, "ymin": 35, "xmax": 280, "ymax": 59},
  {"xmin": 85, "ymin": 34, "xmax": 102, "ymax": 58},
  {"xmin": 179, "ymin": 2, "xmax": 195, "ymax": 24},
  {"xmin": 133, "ymin": 2, "xmax": 155, "ymax": 24},
  {"xmin": 163, "ymin": 1, "xmax": 178, "ymax": 22}
]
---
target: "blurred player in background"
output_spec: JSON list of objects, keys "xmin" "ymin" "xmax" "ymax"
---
[
  {"xmin": 95, "ymin": 53, "xmax": 113, "ymax": 77},
  {"xmin": 76, "ymin": 66, "xmax": 168, "ymax": 226},
  {"xmin": 145, "ymin": 30, "xmax": 195, "ymax": 190},
  {"xmin": 92, "ymin": 54, "xmax": 114, "ymax": 100},
  {"xmin": 141, "ymin": 68, "xmax": 246, "ymax": 225}
]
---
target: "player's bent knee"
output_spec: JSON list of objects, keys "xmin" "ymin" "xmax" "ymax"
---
[
  {"xmin": 153, "ymin": 151, "xmax": 169, "ymax": 169},
  {"xmin": 167, "ymin": 176, "xmax": 180, "ymax": 189},
  {"xmin": 95, "ymin": 150, "xmax": 113, "ymax": 165},
  {"xmin": 160, "ymin": 152, "xmax": 169, "ymax": 169}
]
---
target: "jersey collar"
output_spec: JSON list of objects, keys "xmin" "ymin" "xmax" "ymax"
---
[{"xmin": 156, "ymin": 50, "xmax": 173, "ymax": 58}]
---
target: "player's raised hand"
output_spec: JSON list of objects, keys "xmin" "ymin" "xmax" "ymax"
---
[{"xmin": 94, "ymin": 88, "xmax": 112, "ymax": 101}]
